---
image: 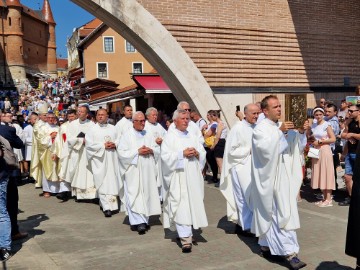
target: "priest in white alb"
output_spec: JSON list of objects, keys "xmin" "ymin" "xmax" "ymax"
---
[
  {"xmin": 220, "ymin": 103, "xmax": 259, "ymax": 234},
  {"xmin": 144, "ymin": 107, "xmax": 167, "ymax": 200},
  {"xmin": 66, "ymin": 105, "xmax": 97, "ymax": 200},
  {"xmin": 86, "ymin": 109, "xmax": 120, "ymax": 218},
  {"xmin": 161, "ymin": 109, "xmax": 207, "ymax": 253},
  {"xmin": 53, "ymin": 109, "xmax": 77, "ymax": 201},
  {"xmin": 30, "ymin": 104, "xmax": 48, "ymax": 188},
  {"xmin": 117, "ymin": 111, "xmax": 161, "ymax": 234},
  {"xmin": 115, "ymin": 105, "xmax": 133, "ymax": 140},
  {"xmin": 250, "ymin": 95, "xmax": 308, "ymax": 270}
]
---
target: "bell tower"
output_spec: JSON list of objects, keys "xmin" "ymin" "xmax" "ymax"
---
[
  {"xmin": 5, "ymin": 0, "xmax": 25, "ymax": 85},
  {"xmin": 42, "ymin": 0, "xmax": 57, "ymax": 78}
]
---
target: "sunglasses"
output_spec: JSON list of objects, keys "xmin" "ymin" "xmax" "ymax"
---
[{"xmin": 184, "ymin": 108, "xmax": 191, "ymax": 112}]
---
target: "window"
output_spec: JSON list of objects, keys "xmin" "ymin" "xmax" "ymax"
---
[
  {"xmin": 97, "ymin": 63, "xmax": 108, "ymax": 78},
  {"xmin": 126, "ymin": 41, "xmax": 136, "ymax": 53},
  {"xmin": 8, "ymin": 17, "xmax": 11, "ymax": 26},
  {"xmin": 103, "ymin": 37, "xmax": 114, "ymax": 53},
  {"xmin": 132, "ymin": 62, "xmax": 143, "ymax": 74}
]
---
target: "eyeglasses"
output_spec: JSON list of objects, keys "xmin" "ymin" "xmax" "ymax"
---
[
  {"xmin": 348, "ymin": 110, "xmax": 359, "ymax": 113},
  {"xmin": 133, "ymin": 120, "xmax": 145, "ymax": 123}
]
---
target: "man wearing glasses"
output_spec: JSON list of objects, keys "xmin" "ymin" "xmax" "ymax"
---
[
  {"xmin": 168, "ymin": 101, "xmax": 204, "ymax": 145},
  {"xmin": 340, "ymin": 104, "xmax": 360, "ymax": 206},
  {"xmin": 117, "ymin": 111, "xmax": 161, "ymax": 234}
]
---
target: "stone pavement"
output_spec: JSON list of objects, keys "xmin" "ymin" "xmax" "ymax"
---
[{"xmin": 3, "ymin": 179, "xmax": 356, "ymax": 270}]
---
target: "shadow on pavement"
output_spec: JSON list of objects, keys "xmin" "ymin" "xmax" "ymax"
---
[
  {"xmin": 315, "ymin": 261, "xmax": 353, "ymax": 269},
  {"xmin": 11, "ymin": 213, "xmax": 49, "ymax": 254}
]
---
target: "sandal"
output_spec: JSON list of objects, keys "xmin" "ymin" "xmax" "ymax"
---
[
  {"xmin": 314, "ymin": 200, "xmax": 324, "ymax": 205},
  {"xmin": 318, "ymin": 200, "xmax": 333, "ymax": 207},
  {"xmin": 182, "ymin": 243, "xmax": 192, "ymax": 253},
  {"xmin": 43, "ymin": 192, "xmax": 51, "ymax": 198}
]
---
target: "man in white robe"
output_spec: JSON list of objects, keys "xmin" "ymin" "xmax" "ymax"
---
[
  {"xmin": 40, "ymin": 112, "xmax": 61, "ymax": 196},
  {"xmin": 168, "ymin": 101, "xmax": 204, "ymax": 145},
  {"xmin": 117, "ymin": 111, "xmax": 161, "ymax": 234},
  {"xmin": 86, "ymin": 109, "xmax": 120, "ymax": 218},
  {"xmin": 144, "ymin": 107, "xmax": 167, "ymax": 200},
  {"xmin": 23, "ymin": 113, "xmax": 37, "ymax": 179},
  {"xmin": 66, "ymin": 105, "xmax": 97, "ymax": 200},
  {"xmin": 161, "ymin": 109, "xmax": 207, "ymax": 253},
  {"xmin": 54, "ymin": 110, "xmax": 77, "ymax": 201},
  {"xmin": 220, "ymin": 103, "xmax": 259, "ymax": 234},
  {"xmin": 250, "ymin": 95, "xmax": 307, "ymax": 270},
  {"xmin": 30, "ymin": 105, "xmax": 49, "ymax": 188},
  {"xmin": 115, "ymin": 105, "xmax": 133, "ymax": 139}
]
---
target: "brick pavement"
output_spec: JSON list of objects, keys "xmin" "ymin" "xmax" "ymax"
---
[{"xmin": 3, "ymin": 181, "xmax": 355, "ymax": 270}]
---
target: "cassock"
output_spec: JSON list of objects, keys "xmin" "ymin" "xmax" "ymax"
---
[
  {"xmin": 117, "ymin": 128, "xmax": 161, "ymax": 225},
  {"xmin": 250, "ymin": 118, "xmax": 306, "ymax": 256},
  {"xmin": 52, "ymin": 121, "xmax": 71, "ymax": 192},
  {"xmin": 168, "ymin": 121, "xmax": 204, "ymax": 145},
  {"xmin": 23, "ymin": 124, "xmax": 33, "ymax": 161},
  {"xmin": 161, "ymin": 128, "xmax": 208, "ymax": 241},
  {"xmin": 66, "ymin": 119, "xmax": 97, "ymax": 199},
  {"xmin": 115, "ymin": 117, "xmax": 133, "ymax": 140},
  {"xmin": 144, "ymin": 120, "xmax": 167, "ymax": 196},
  {"xmin": 30, "ymin": 119, "xmax": 48, "ymax": 188},
  {"xmin": 220, "ymin": 120, "xmax": 254, "ymax": 230},
  {"xmin": 40, "ymin": 123, "xmax": 61, "ymax": 193},
  {"xmin": 86, "ymin": 123, "xmax": 121, "ymax": 211}
]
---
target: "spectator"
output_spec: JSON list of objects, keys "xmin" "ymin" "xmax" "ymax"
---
[{"xmin": 308, "ymin": 107, "xmax": 336, "ymax": 207}]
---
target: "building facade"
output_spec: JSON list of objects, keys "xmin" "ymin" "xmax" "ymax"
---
[{"xmin": 0, "ymin": 0, "xmax": 57, "ymax": 90}]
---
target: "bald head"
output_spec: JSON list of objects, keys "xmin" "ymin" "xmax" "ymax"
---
[
  {"xmin": 244, "ymin": 103, "xmax": 260, "ymax": 124},
  {"xmin": 96, "ymin": 109, "xmax": 108, "ymax": 124}
]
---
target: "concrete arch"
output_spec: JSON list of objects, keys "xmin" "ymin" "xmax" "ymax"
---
[{"xmin": 71, "ymin": 0, "xmax": 220, "ymax": 118}]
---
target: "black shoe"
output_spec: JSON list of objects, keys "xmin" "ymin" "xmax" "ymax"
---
[
  {"xmin": 235, "ymin": 225, "xmax": 255, "ymax": 237},
  {"xmin": 339, "ymin": 197, "xmax": 351, "ymax": 206},
  {"xmin": 103, "ymin": 210, "xmax": 112, "ymax": 218},
  {"xmin": 214, "ymin": 182, "xmax": 220, "ymax": 188},
  {"xmin": 56, "ymin": 192, "xmax": 71, "ymax": 202},
  {"xmin": 181, "ymin": 243, "xmax": 192, "ymax": 253},
  {"xmin": 130, "ymin": 225, "xmax": 138, "ymax": 231},
  {"xmin": 137, "ymin": 223, "xmax": 147, "ymax": 234},
  {"xmin": 0, "ymin": 248, "xmax": 12, "ymax": 262},
  {"xmin": 288, "ymin": 256, "xmax": 306, "ymax": 270},
  {"xmin": 260, "ymin": 249, "xmax": 284, "ymax": 262}
]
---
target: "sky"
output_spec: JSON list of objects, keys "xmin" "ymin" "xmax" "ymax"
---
[{"xmin": 21, "ymin": 0, "xmax": 95, "ymax": 58}]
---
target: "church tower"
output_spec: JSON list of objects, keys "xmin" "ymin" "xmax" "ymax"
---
[
  {"xmin": 42, "ymin": 0, "xmax": 57, "ymax": 78},
  {"xmin": 5, "ymin": 0, "xmax": 25, "ymax": 85}
]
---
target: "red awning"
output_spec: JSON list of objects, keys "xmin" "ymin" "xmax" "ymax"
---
[{"xmin": 133, "ymin": 75, "xmax": 171, "ymax": 94}]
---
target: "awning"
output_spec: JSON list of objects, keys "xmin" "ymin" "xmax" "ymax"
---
[{"xmin": 133, "ymin": 75, "xmax": 171, "ymax": 94}]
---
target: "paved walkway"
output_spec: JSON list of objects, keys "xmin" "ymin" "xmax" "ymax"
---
[{"xmin": 3, "ymin": 179, "xmax": 356, "ymax": 270}]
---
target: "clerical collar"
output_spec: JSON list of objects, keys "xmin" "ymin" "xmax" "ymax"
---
[
  {"xmin": 243, "ymin": 119, "xmax": 252, "ymax": 127},
  {"xmin": 134, "ymin": 129, "xmax": 146, "ymax": 137},
  {"xmin": 147, "ymin": 120, "xmax": 157, "ymax": 126},
  {"xmin": 98, "ymin": 123, "xmax": 107, "ymax": 127},
  {"xmin": 79, "ymin": 119, "xmax": 88, "ymax": 124},
  {"xmin": 49, "ymin": 124, "xmax": 57, "ymax": 128},
  {"xmin": 175, "ymin": 128, "xmax": 189, "ymax": 137},
  {"xmin": 126, "ymin": 117, "xmax": 132, "ymax": 122},
  {"xmin": 264, "ymin": 118, "xmax": 277, "ymax": 126}
]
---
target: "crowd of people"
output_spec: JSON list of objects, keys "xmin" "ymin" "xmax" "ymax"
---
[{"xmin": 0, "ymin": 91, "xmax": 360, "ymax": 270}]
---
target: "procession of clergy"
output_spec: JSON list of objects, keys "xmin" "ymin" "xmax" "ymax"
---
[{"xmin": 29, "ymin": 95, "xmax": 307, "ymax": 270}]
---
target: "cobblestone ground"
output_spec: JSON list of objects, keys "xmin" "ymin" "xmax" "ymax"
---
[{"xmin": 4, "ymin": 176, "xmax": 355, "ymax": 270}]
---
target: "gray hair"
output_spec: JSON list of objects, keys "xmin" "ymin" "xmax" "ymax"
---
[
  {"xmin": 177, "ymin": 101, "xmax": 189, "ymax": 110},
  {"xmin": 132, "ymin": 111, "xmax": 145, "ymax": 120},
  {"xmin": 145, "ymin": 107, "xmax": 157, "ymax": 116},
  {"xmin": 172, "ymin": 109, "xmax": 187, "ymax": 120}
]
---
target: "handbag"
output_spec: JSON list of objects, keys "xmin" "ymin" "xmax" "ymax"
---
[
  {"xmin": 0, "ymin": 135, "xmax": 19, "ymax": 170},
  {"xmin": 308, "ymin": 147, "xmax": 320, "ymax": 159},
  {"xmin": 204, "ymin": 135, "xmax": 215, "ymax": 148}
]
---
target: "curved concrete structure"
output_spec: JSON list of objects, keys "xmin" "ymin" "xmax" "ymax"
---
[{"xmin": 71, "ymin": 0, "xmax": 220, "ymax": 121}]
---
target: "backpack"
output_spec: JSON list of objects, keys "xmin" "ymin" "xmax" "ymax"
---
[{"xmin": 0, "ymin": 135, "xmax": 19, "ymax": 170}]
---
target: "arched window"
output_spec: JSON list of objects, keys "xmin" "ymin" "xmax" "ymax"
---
[{"xmin": 8, "ymin": 17, "xmax": 11, "ymax": 26}]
